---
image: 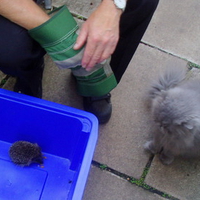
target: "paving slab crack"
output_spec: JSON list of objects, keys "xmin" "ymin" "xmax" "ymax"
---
[
  {"xmin": 188, "ymin": 61, "xmax": 200, "ymax": 70},
  {"xmin": 141, "ymin": 41, "xmax": 190, "ymax": 63},
  {"xmin": 92, "ymin": 158, "xmax": 179, "ymax": 200},
  {"xmin": 0, "ymin": 75, "xmax": 10, "ymax": 88},
  {"xmin": 71, "ymin": 12, "xmax": 87, "ymax": 21}
]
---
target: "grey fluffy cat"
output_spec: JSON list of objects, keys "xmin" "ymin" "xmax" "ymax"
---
[{"xmin": 144, "ymin": 65, "xmax": 200, "ymax": 165}]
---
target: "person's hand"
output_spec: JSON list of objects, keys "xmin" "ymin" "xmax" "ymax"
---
[{"xmin": 73, "ymin": 0, "xmax": 122, "ymax": 71}]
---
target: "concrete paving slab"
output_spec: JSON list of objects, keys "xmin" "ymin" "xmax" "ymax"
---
[
  {"xmin": 52, "ymin": 0, "xmax": 68, "ymax": 8},
  {"xmin": 83, "ymin": 165, "xmax": 165, "ymax": 200},
  {"xmin": 52, "ymin": 0, "xmax": 101, "ymax": 17},
  {"xmin": 42, "ymin": 55, "xmax": 83, "ymax": 109},
  {"xmin": 188, "ymin": 67, "xmax": 200, "ymax": 79},
  {"xmin": 93, "ymin": 43, "xmax": 188, "ymax": 178},
  {"xmin": 145, "ymin": 156, "xmax": 200, "ymax": 200},
  {"xmin": 144, "ymin": 67, "xmax": 200, "ymax": 200},
  {"xmin": 0, "ymin": 71, "xmax": 5, "ymax": 81},
  {"xmin": 2, "ymin": 76, "xmax": 16, "ymax": 91},
  {"xmin": 143, "ymin": 0, "xmax": 200, "ymax": 65}
]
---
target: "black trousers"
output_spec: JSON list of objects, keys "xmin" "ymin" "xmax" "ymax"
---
[
  {"xmin": 111, "ymin": 0, "xmax": 159, "ymax": 82},
  {"xmin": 0, "ymin": 0, "xmax": 159, "ymax": 90},
  {"xmin": 0, "ymin": 15, "xmax": 46, "ymax": 97}
]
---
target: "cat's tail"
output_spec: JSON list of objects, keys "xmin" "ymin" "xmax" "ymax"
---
[{"xmin": 149, "ymin": 66, "xmax": 187, "ymax": 98}]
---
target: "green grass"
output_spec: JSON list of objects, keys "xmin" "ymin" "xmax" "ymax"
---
[
  {"xmin": 0, "ymin": 75, "xmax": 10, "ymax": 87},
  {"xmin": 71, "ymin": 13, "xmax": 87, "ymax": 21},
  {"xmin": 92, "ymin": 159, "xmax": 179, "ymax": 200},
  {"xmin": 188, "ymin": 62, "xmax": 200, "ymax": 69}
]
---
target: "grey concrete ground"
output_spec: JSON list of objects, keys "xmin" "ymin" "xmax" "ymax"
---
[{"xmin": 1, "ymin": 0, "xmax": 200, "ymax": 199}]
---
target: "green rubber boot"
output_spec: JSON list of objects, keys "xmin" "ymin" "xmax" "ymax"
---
[{"xmin": 29, "ymin": 5, "xmax": 117, "ymax": 97}]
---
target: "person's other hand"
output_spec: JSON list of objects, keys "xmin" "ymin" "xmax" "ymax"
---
[{"xmin": 73, "ymin": 0, "xmax": 122, "ymax": 71}]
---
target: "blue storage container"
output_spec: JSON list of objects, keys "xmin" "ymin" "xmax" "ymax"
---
[{"xmin": 0, "ymin": 89, "xmax": 98, "ymax": 200}]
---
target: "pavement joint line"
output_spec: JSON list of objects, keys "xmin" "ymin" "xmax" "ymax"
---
[
  {"xmin": 0, "ymin": 75, "xmax": 10, "ymax": 88},
  {"xmin": 140, "ymin": 41, "xmax": 194, "ymax": 64},
  {"xmin": 71, "ymin": 12, "xmax": 87, "ymax": 21},
  {"xmin": 92, "ymin": 159, "xmax": 179, "ymax": 200},
  {"xmin": 188, "ymin": 62, "xmax": 200, "ymax": 70}
]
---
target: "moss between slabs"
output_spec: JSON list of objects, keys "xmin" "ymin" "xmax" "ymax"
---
[{"xmin": 92, "ymin": 158, "xmax": 179, "ymax": 200}]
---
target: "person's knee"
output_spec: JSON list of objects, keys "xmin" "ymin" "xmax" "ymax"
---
[
  {"xmin": 126, "ymin": 0, "xmax": 159, "ymax": 13},
  {"xmin": 0, "ymin": 41, "xmax": 34, "ymax": 75},
  {"xmin": 144, "ymin": 0, "xmax": 159, "ymax": 12},
  {"xmin": 0, "ymin": 16, "xmax": 45, "ymax": 72}
]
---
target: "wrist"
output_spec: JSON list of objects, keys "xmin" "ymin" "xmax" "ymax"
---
[
  {"xmin": 101, "ymin": 0, "xmax": 123, "ymax": 16},
  {"xmin": 102, "ymin": 0, "xmax": 126, "ymax": 12}
]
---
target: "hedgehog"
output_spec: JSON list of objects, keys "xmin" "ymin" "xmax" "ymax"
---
[{"xmin": 9, "ymin": 141, "xmax": 44, "ymax": 166}]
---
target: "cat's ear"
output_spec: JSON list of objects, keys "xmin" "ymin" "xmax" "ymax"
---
[
  {"xmin": 174, "ymin": 119, "xmax": 182, "ymax": 125},
  {"xmin": 174, "ymin": 120, "xmax": 193, "ymax": 130},
  {"xmin": 183, "ymin": 123, "xmax": 193, "ymax": 130}
]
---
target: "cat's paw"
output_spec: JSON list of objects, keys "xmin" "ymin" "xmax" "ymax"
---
[
  {"xmin": 144, "ymin": 141, "xmax": 157, "ymax": 154},
  {"xmin": 159, "ymin": 153, "xmax": 174, "ymax": 165}
]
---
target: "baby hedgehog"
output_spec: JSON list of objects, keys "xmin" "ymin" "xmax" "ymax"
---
[{"xmin": 9, "ymin": 141, "xmax": 43, "ymax": 166}]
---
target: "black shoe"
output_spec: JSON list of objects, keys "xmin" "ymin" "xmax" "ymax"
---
[
  {"xmin": 83, "ymin": 93, "xmax": 112, "ymax": 124},
  {"xmin": 14, "ymin": 76, "xmax": 43, "ymax": 98},
  {"xmin": 14, "ymin": 59, "xmax": 44, "ymax": 98}
]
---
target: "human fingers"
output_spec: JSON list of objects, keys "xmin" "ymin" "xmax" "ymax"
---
[
  {"xmin": 97, "ymin": 35, "xmax": 119, "ymax": 64},
  {"xmin": 84, "ymin": 43, "xmax": 104, "ymax": 71},
  {"xmin": 73, "ymin": 23, "xmax": 88, "ymax": 50},
  {"xmin": 81, "ymin": 35, "xmax": 101, "ymax": 70},
  {"xmin": 84, "ymin": 32, "xmax": 119, "ymax": 71}
]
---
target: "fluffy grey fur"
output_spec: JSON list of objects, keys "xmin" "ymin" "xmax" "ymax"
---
[{"xmin": 144, "ymin": 66, "xmax": 200, "ymax": 165}]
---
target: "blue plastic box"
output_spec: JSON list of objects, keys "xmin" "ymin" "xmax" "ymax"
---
[{"xmin": 0, "ymin": 89, "xmax": 98, "ymax": 200}]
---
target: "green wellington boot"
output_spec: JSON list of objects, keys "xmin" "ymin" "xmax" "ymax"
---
[{"xmin": 29, "ymin": 5, "xmax": 117, "ymax": 123}]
